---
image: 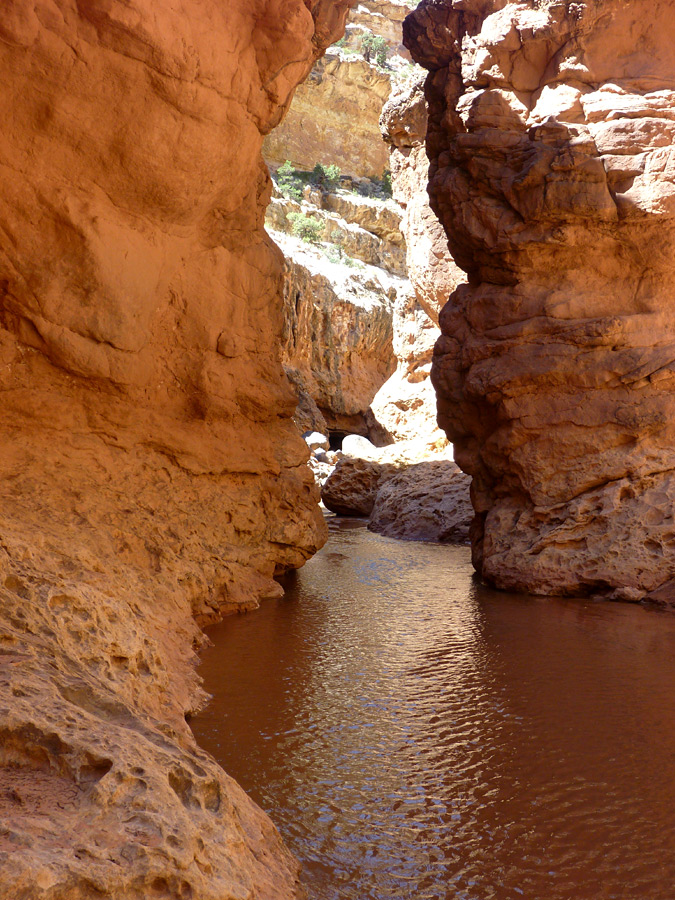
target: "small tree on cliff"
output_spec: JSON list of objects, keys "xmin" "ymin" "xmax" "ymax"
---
[
  {"xmin": 277, "ymin": 160, "xmax": 303, "ymax": 201},
  {"xmin": 311, "ymin": 163, "xmax": 341, "ymax": 192},
  {"xmin": 288, "ymin": 212, "xmax": 324, "ymax": 244},
  {"xmin": 360, "ymin": 32, "xmax": 388, "ymax": 68}
]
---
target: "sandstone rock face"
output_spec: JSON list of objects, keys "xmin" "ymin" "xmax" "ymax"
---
[
  {"xmin": 0, "ymin": 0, "xmax": 354, "ymax": 896},
  {"xmin": 322, "ymin": 456, "xmax": 388, "ymax": 515},
  {"xmin": 369, "ymin": 460, "xmax": 473, "ymax": 542},
  {"xmin": 268, "ymin": 192, "xmax": 407, "ymax": 275},
  {"xmin": 264, "ymin": 1, "xmax": 417, "ymax": 179},
  {"xmin": 272, "ymin": 229, "xmax": 398, "ymax": 432},
  {"xmin": 407, "ymin": 0, "xmax": 675, "ymax": 598},
  {"xmin": 264, "ymin": 51, "xmax": 392, "ymax": 178},
  {"xmin": 371, "ymin": 70, "xmax": 464, "ymax": 445},
  {"xmin": 348, "ymin": 0, "xmax": 412, "ymax": 58},
  {"xmin": 382, "ymin": 72, "xmax": 464, "ymax": 320}
]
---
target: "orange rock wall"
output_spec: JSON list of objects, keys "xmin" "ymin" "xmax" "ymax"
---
[
  {"xmin": 0, "ymin": 1, "xmax": 353, "ymax": 896},
  {"xmin": 407, "ymin": 0, "xmax": 675, "ymax": 600}
]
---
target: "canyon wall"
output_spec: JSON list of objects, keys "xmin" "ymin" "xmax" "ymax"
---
[
  {"xmin": 264, "ymin": 0, "xmax": 412, "ymax": 178},
  {"xmin": 374, "ymin": 71, "xmax": 464, "ymax": 445},
  {"xmin": 0, "ymin": 1, "xmax": 354, "ymax": 896},
  {"xmin": 406, "ymin": 0, "xmax": 675, "ymax": 602},
  {"xmin": 264, "ymin": 52, "xmax": 392, "ymax": 178}
]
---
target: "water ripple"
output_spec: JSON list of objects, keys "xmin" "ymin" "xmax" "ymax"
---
[{"xmin": 193, "ymin": 523, "xmax": 675, "ymax": 900}]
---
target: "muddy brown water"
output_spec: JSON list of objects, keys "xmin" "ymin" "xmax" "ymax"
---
[{"xmin": 191, "ymin": 519, "xmax": 675, "ymax": 900}]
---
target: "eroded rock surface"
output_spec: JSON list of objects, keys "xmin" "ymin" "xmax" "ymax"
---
[
  {"xmin": 264, "ymin": 0, "xmax": 415, "ymax": 178},
  {"xmin": 272, "ymin": 228, "xmax": 398, "ymax": 433},
  {"xmin": 407, "ymin": 0, "xmax": 675, "ymax": 599},
  {"xmin": 371, "ymin": 71, "xmax": 464, "ymax": 445},
  {"xmin": 322, "ymin": 444, "xmax": 472, "ymax": 541},
  {"xmin": 0, "ymin": 0, "xmax": 354, "ymax": 895},
  {"xmin": 264, "ymin": 51, "xmax": 392, "ymax": 178},
  {"xmin": 369, "ymin": 461, "xmax": 473, "ymax": 543}
]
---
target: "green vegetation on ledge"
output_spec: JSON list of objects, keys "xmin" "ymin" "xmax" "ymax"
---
[{"xmin": 272, "ymin": 161, "xmax": 392, "ymax": 202}]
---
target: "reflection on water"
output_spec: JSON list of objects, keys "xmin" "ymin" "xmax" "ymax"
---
[{"xmin": 192, "ymin": 520, "xmax": 675, "ymax": 900}]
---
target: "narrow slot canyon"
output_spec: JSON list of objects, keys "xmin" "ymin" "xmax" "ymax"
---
[{"xmin": 0, "ymin": 1, "xmax": 674, "ymax": 899}]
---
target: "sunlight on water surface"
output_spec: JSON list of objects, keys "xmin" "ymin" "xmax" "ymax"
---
[{"xmin": 192, "ymin": 521, "xmax": 675, "ymax": 900}]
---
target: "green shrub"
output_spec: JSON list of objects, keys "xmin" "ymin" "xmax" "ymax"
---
[
  {"xmin": 276, "ymin": 160, "xmax": 303, "ymax": 201},
  {"xmin": 323, "ymin": 245, "xmax": 363, "ymax": 268},
  {"xmin": 361, "ymin": 32, "xmax": 388, "ymax": 67},
  {"xmin": 348, "ymin": 171, "xmax": 392, "ymax": 201},
  {"xmin": 378, "ymin": 169, "xmax": 393, "ymax": 198},
  {"xmin": 288, "ymin": 212, "xmax": 324, "ymax": 244},
  {"xmin": 311, "ymin": 163, "xmax": 341, "ymax": 192}
]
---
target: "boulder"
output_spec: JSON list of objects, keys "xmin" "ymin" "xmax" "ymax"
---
[
  {"xmin": 322, "ymin": 456, "xmax": 391, "ymax": 515},
  {"xmin": 322, "ymin": 445, "xmax": 473, "ymax": 543},
  {"xmin": 341, "ymin": 434, "xmax": 381, "ymax": 459},
  {"xmin": 369, "ymin": 461, "xmax": 473, "ymax": 543},
  {"xmin": 304, "ymin": 431, "xmax": 330, "ymax": 451}
]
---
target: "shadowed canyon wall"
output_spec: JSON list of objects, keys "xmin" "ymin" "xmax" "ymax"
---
[
  {"xmin": 406, "ymin": 0, "xmax": 675, "ymax": 602},
  {"xmin": 0, "ymin": 1, "xmax": 354, "ymax": 896}
]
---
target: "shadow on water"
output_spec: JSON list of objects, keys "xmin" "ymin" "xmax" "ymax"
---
[{"xmin": 191, "ymin": 521, "xmax": 675, "ymax": 900}]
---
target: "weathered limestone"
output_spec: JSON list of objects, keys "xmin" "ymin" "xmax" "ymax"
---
[
  {"xmin": 348, "ymin": 0, "xmax": 412, "ymax": 58},
  {"xmin": 268, "ymin": 193, "xmax": 407, "ymax": 275},
  {"xmin": 406, "ymin": 0, "xmax": 675, "ymax": 600},
  {"xmin": 264, "ymin": 0, "xmax": 415, "ymax": 179},
  {"xmin": 0, "ymin": 0, "xmax": 354, "ymax": 896},
  {"xmin": 264, "ymin": 51, "xmax": 392, "ymax": 178}
]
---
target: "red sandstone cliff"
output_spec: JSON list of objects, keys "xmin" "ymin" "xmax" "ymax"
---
[
  {"xmin": 406, "ymin": 0, "xmax": 675, "ymax": 603},
  {"xmin": 0, "ymin": 1, "xmax": 353, "ymax": 896}
]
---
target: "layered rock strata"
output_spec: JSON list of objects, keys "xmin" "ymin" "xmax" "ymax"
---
[
  {"xmin": 264, "ymin": 51, "xmax": 392, "ymax": 178},
  {"xmin": 406, "ymin": 0, "xmax": 675, "ymax": 600},
  {"xmin": 346, "ymin": 0, "xmax": 412, "ymax": 59},
  {"xmin": 268, "ymin": 194, "xmax": 405, "ymax": 433},
  {"xmin": 0, "ymin": 0, "xmax": 354, "ymax": 896},
  {"xmin": 268, "ymin": 2, "xmax": 462, "ymax": 453}
]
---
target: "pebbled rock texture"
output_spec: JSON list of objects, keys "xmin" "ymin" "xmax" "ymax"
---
[
  {"xmin": 406, "ymin": 0, "xmax": 675, "ymax": 599},
  {"xmin": 0, "ymin": 0, "xmax": 354, "ymax": 896}
]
